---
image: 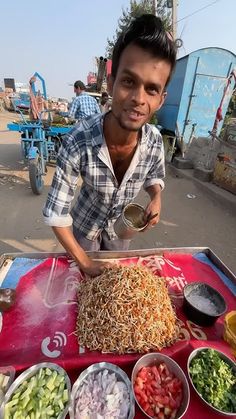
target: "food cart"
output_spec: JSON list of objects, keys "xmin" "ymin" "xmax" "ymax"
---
[{"xmin": 0, "ymin": 247, "xmax": 235, "ymax": 418}]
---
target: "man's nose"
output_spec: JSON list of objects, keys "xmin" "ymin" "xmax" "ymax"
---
[{"xmin": 131, "ymin": 86, "xmax": 145, "ymax": 105}]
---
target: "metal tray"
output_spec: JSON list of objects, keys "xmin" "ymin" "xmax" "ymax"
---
[{"xmin": 0, "ymin": 247, "xmax": 235, "ymax": 285}]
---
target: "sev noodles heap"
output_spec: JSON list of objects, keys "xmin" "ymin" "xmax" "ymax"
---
[{"xmin": 76, "ymin": 265, "xmax": 179, "ymax": 354}]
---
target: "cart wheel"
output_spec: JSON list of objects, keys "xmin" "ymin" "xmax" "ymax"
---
[{"xmin": 29, "ymin": 157, "xmax": 44, "ymax": 195}]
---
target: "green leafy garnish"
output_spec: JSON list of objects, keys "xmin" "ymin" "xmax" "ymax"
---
[{"xmin": 189, "ymin": 348, "xmax": 236, "ymax": 413}]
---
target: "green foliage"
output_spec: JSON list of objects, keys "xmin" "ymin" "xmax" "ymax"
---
[
  {"xmin": 227, "ymin": 92, "xmax": 236, "ymax": 117},
  {"xmin": 221, "ymin": 92, "xmax": 236, "ymax": 134},
  {"xmin": 149, "ymin": 113, "xmax": 158, "ymax": 125},
  {"xmin": 106, "ymin": 0, "xmax": 171, "ymax": 58}
]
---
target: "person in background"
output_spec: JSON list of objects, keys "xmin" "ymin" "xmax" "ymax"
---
[
  {"xmin": 100, "ymin": 92, "xmax": 111, "ymax": 113},
  {"xmin": 43, "ymin": 14, "xmax": 177, "ymax": 277},
  {"xmin": 68, "ymin": 80, "xmax": 100, "ymax": 121}
]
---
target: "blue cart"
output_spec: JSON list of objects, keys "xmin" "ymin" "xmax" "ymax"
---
[
  {"xmin": 7, "ymin": 72, "xmax": 73, "ymax": 195},
  {"xmin": 8, "ymin": 114, "xmax": 72, "ymax": 195}
]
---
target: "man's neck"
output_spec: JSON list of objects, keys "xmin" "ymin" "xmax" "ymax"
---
[{"xmin": 104, "ymin": 112, "xmax": 140, "ymax": 147}]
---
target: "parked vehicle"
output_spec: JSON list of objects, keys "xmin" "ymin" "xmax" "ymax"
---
[
  {"xmin": 7, "ymin": 73, "xmax": 72, "ymax": 195},
  {"xmin": 157, "ymin": 47, "xmax": 236, "ymax": 159}
]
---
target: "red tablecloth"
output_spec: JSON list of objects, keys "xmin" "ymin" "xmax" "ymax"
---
[{"xmin": 0, "ymin": 253, "xmax": 235, "ymax": 418}]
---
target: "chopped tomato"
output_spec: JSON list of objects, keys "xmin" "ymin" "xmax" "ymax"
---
[
  {"xmin": 138, "ymin": 367, "xmax": 149, "ymax": 381},
  {"xmin": 147, "ymin": 407, "xmax": 155, "ymax": 416},
  {"xmin": 168, "ymin": 393, "xmax": 177, "ymax": 409},
  {"xmin": 134, "ymin": 384, "xmax": 143, "ymax": 396},
  {"xmin": 136, "ymin": 376, "xmax": 144, "ymax": 389},
  {"xmin": 134, "ymin": 361, "xmax": 183, "ymax": 419},
  {"xmin": 151, "ymin": 365, "xmax": 161, "ymax": 383},
  {"xmin": 170, "ymin": 409, "xmax": 177, "ymax": 419}
]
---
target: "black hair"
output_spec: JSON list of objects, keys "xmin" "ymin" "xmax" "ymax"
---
[
  {"xmin": 74, "ymin": 80, "xmax": 86, "ymax": 90},
  {"xmin": 111, "ymin": 14, "xmax": 177, "ymax": 86}
]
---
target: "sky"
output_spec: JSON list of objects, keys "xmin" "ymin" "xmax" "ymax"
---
[{"xmin": 0, "ymin": 0, "xmax": 235, "ymax": 100}]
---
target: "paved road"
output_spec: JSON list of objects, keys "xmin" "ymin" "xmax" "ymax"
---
[{"xmin": 0, "ymin": 111, "xmax": 235, "ymax": 274}]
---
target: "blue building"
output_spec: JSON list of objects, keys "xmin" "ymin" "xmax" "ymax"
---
[{"xmin": 157, "ymin": 47, "xmax": 236, "ymax": 144}]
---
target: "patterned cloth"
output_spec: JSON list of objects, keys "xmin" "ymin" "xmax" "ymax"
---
[
  {"xmin": 43, "ymin": 113, "xmax": 165, "ymax": 240},
  {"xmin": 68, "ymin": 92, "xmax": 100, "ymax": 120}
]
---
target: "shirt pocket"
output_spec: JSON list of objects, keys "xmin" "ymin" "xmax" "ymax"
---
[{"xmin": 123, "ymin": 177, "xmax": 145, "ymax": 199}]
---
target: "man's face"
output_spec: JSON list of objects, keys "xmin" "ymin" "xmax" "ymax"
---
[
  {"xmin": 110, "ymin": 44, "xmax": 171, "ymax": 131},
  {"xmin": 74, "ymin": 87, "xmax": 80, "ymax": 96}
]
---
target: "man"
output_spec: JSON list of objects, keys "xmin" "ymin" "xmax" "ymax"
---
[
  {"xmin": 68, "ymin": 80, "xmax": 100, "ymax": 121},
  {"xmin": 43, "ymin": 14, "xmax": 177, "ymax": 276},
  {"xmin": 100, "ymin": 91, "xmax": 111, "ymax": 113}
]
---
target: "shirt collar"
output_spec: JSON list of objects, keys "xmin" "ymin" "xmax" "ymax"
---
[{"xmin": 90, "ymin": 112, "xmax": 158, "ymax": 152}]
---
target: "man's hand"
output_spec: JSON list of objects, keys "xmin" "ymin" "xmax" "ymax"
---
[
  {"xmin": 52, "ymin": 226, "xmax": 111, "ymax": 277},
  {"xmin": 81, "ymin": 260, "xmax": 111, "ymax": 277},
  {"xmin": 144, "ymin": 198, "xmax": 161, "ymax": 228},
  {"xmin": 144, "ymin": 184, "xmax": 162, "ymax": 228}
]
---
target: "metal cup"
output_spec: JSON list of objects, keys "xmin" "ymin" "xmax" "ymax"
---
[{"xmin": 113, "ymin": 203, "xmax": 147, "ymax": 239}]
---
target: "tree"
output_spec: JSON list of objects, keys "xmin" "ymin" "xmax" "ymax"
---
[{"xmin": 106, "ymin": 0, "xmax": 171, "ymax": 58}]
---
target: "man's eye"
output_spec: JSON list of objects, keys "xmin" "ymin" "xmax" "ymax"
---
[
  {"xmin": 147, "ymin": 87, "xmax": 159, "ymax": 95},
  {"xmin": 122, "ymin": 78, "xmax": 133, "ymax": 86}
]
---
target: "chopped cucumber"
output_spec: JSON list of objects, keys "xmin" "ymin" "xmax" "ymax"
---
[{"xmin": 4, "ymin": 367, "xmax": 69, "ymax": 418}]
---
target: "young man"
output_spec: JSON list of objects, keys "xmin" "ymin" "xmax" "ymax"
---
[
  {"xmin": 43, "ymin": 14, "xmax": 177, "ymax": 276},
  {"xmin": 68, "ymin": 80, "xmax": 100, "ymax": 121}
]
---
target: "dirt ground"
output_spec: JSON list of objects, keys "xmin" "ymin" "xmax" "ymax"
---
[{"xmin": 0, "ymin": 110, "xmax": 235, "ymax": 274}]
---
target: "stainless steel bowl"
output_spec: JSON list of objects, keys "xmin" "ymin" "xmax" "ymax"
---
[
  {"xmin": 69, "ymin": 361, "xmax": 135, "ymax": 418},
  {"xmin": 0, "ymin": 362, "xmax": 71, "ymax": 419},
  {"xmin": 131, "ymin": 353, "xmax": 190, "ymax": 419},
  {"xmin": 187, "ymin": 347, "xmax": 236, "ymax": 416},
  {"xmin": 114, "ymin": 203, "xmax": 147, "ymax": 239},
  {"xmin": 183, "ymin": 282, "xmax": 227, "ymax": 327}
]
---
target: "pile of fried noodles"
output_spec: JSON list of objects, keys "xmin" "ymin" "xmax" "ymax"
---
[{"xmin": 76, "ymin": 265, "xmax": 179, "ymax": 354}]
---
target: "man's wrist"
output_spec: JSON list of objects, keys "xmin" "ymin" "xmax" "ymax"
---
[
  {"xmin": 146, "ymin": 184, "xmax": 162, "ymax": 200},
  {"xmin": 75, "ymin": 253, "xmax": 92, "ymax": 270}
]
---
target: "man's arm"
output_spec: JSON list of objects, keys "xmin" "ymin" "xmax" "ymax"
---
[
  {"xmin": 52, "ymin": 226, "xmax": 109, "ymax": 276},
  {"xmin": 43, "ymin": 133, "xmax": 109, "ymax": 276},
  {"xmin": 143, "ymin": 129, "xmax": 165, "ymax": 227}
]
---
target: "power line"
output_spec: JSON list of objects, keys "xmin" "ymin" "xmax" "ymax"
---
[{"xmin": 177, "ymin": 0, "xmax": 221, "ymax": 23}]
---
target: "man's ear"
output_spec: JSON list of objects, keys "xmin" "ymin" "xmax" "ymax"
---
[
  {"xmin": 157, "ymin": 91, "xmax": 167, "ymax": 111},
  {"xmin": 107, "ymin": 75, "xmax": 114, "ymax": 96}
]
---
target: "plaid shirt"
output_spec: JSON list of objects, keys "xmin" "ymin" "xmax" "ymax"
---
[
  {"xmin": 68, "ymin": 92, "xmax": 100, "ymax": 120},
  {"xmin": 43, "ymin": 113, "xmax": 165, "ymax": 240}
]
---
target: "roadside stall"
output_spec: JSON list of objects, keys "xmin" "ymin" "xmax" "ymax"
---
[{"xmin": 0, "ymin": 247, "xmax": 235, "ymax": 418}]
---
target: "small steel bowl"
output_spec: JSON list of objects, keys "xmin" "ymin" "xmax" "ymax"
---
[
  {"xmin": 69, "ymin": 361, "xmax": 135, "ymax": 418},
  {"xmin": 187, "ymin": 347, "xmax": 236, "ymax": 416},
  {"xmin": 183, "ymin": 282, "xmax": 227, "ymax": 327},
  {"xmin": 0, "ymin": 362, "xmax": 71, "ymax": 419},
  {"xmin": 131, "ymin": 353, "xmax": 190, "ymax": 419}
]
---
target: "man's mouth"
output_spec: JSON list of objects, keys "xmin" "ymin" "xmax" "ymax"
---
[{"xmin": 125, "ymin": 109, "xmax": 145, "ymax": 121}]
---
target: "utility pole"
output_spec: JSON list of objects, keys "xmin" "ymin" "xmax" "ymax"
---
[
  {"xmin": 172, "ymin": 0, "xmax": 177, "ymax": 40},
  {"xmin": 166, "ymin": 0, "xmax": 177, "ymax": 40},
  {"xmin": 153, "ymin": 0, "xmax": 157, "ymax": 16}
]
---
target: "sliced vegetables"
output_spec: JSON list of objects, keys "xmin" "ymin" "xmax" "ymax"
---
[
  {"xmin": 73, "ymin": 369, "xmax": 130, "ymax": 418},
  {"xmin": 134, "ymin": 363, "xmax": 183, "ymax": 418},
  {"xmin": 4, "ymin": 367, "xmax": 69, "ymax": 419},
  {"xmin": 189, "ymin": 348, "xmax": 236, "ymax": 413}
]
